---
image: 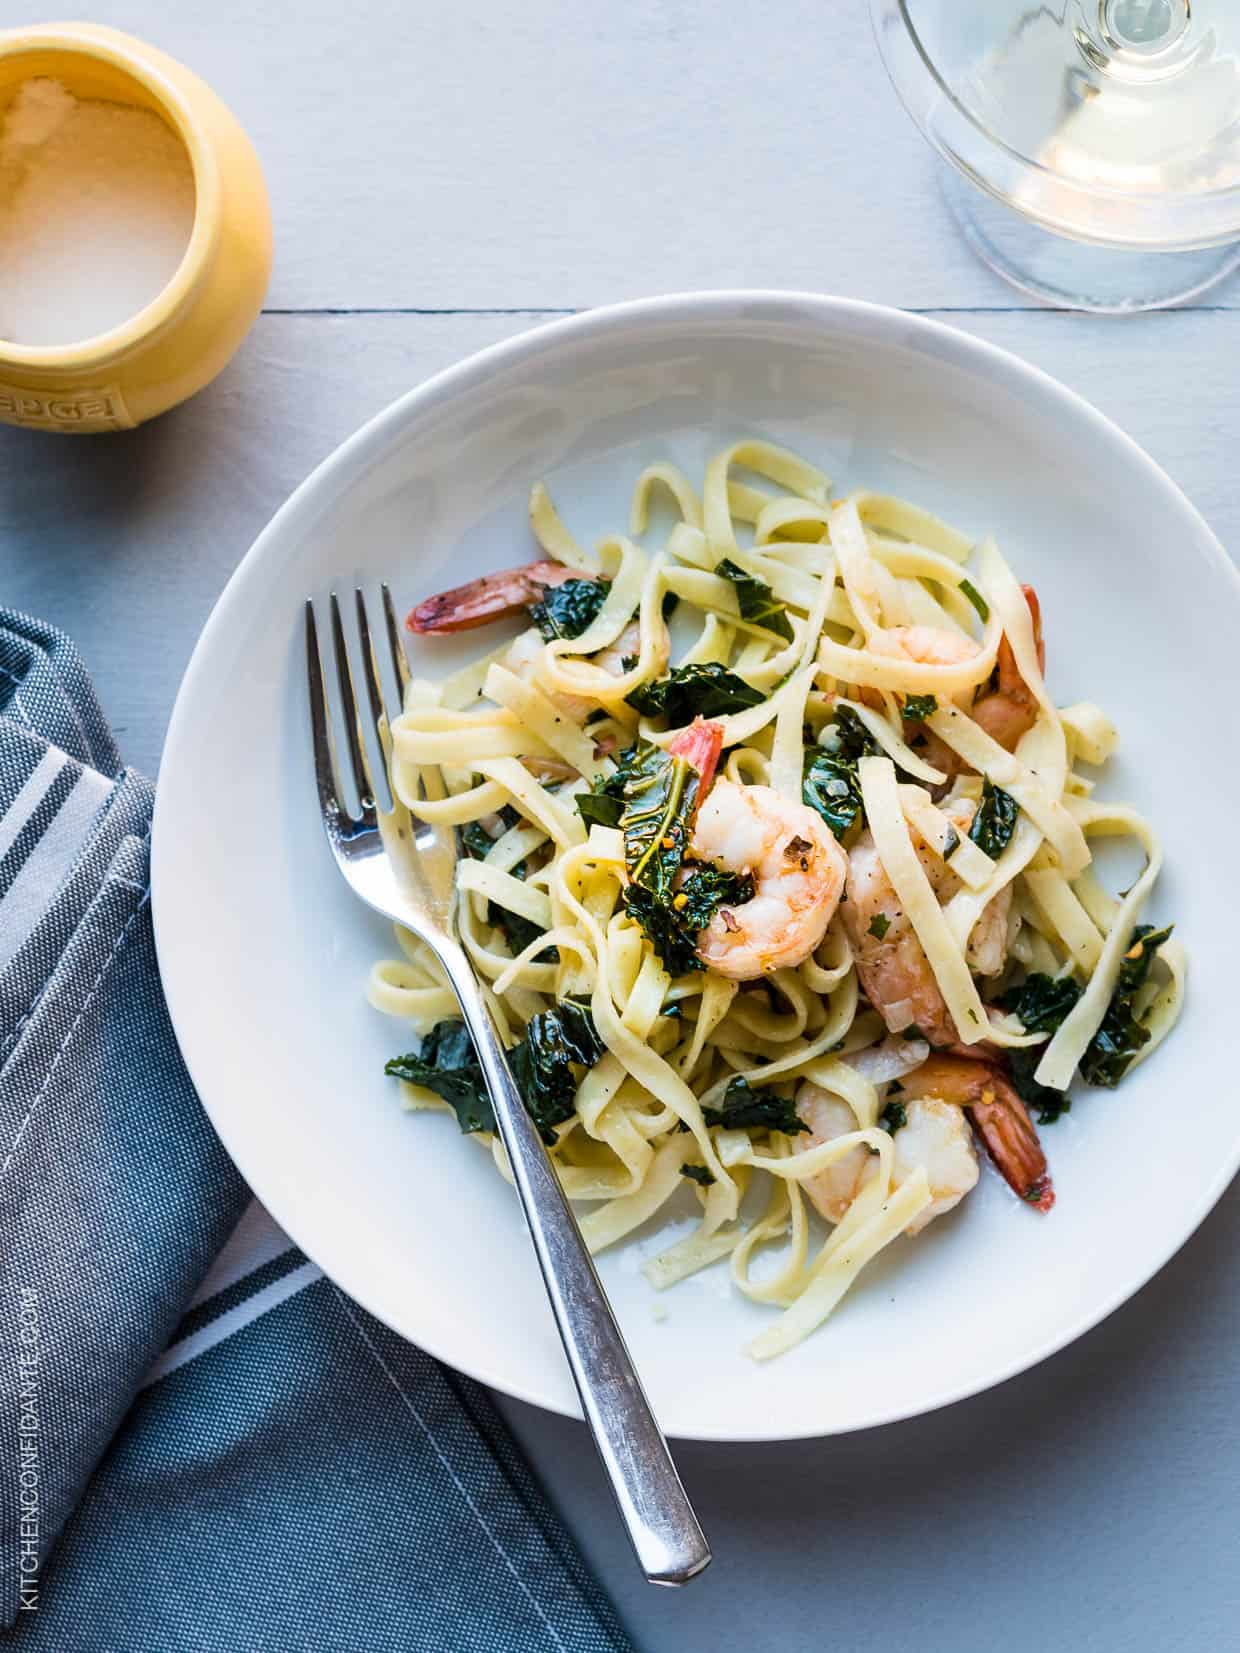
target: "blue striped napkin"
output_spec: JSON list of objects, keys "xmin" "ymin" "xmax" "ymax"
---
[{"xmin": 0, "ymin": 612, "xmax": 630, "ymax": 1651}]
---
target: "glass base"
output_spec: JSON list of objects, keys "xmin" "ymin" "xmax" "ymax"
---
[{"xmin": 941, "ymin": 167, "xmax": 1240, "ymax": 313}]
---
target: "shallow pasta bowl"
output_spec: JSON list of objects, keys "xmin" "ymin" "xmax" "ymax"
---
[{"xmin": 153, "ymin": 292, "xmax": 1240, "ymax": 1442}]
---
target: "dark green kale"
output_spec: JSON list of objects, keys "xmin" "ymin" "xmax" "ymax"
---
[
  {"xmin": 958, "ymin": 578, "xmax": 990, "ymax": 622},
  {"xmin": 802, "ymin": 706, "xmax": 880, "ymax": 839},
  {"xmin": 625, "ymin": 662, "xmax": 764, "ymax": 722},
  {"xmin": 622, "ymin": 742, "xmax": 698, "ymax": 898},
  {"xmin": 628, "ymin": 864, "xmax": 755, "ymax": 977},
  {"xmin": 1079, "ymin": 925, "xmax": 1173, "ymax": 1089},
  {"xmin": 868, "ymin": 913, "xmax": 891, "ymax": 940},
  {"xmin": 969, "ymin": 778, "xmax": 1019, "ymax": 859},
  {"xmin": 385, "ymin": 1021, "xmax": 495, "ymax": 1135},
  {"xmin": 459, "ymin": 818, "xmax": 497, "ymax": 860},
  {"xmin": 497, "ymin": 909, "xmax": 559, "ymax": 964},
  {"xmin": 714, "ymin": 558, "xmax": 794, "ymax": 642},
  {"xmin": 386, "ymin": 1001, "xmax": 605, "ymax": 1145},
  {"xmin": 996, "ymin": 972, "xmax": 1083, "ymax": 1122},
  {"xmin": 879, "ymin": 1100, "xmax": 908, "ymax": 1134},
  {"xmin": 701, "ymin": 1075, "xmax": 809, "ymax": 1135},
  {"xmin": 613, "ymin": 738, "xmax": 757, "ymax": 973},
  {"xmin": 459, "ymin": 804, "xmax": 520, "ymax": 862},
  {"xmin": 575, "ymin": 744, "xmax": 639, "ymax": 831},
  {"xmin": 458, "ymin": 808, "xmax": 558, "ymax": 961},
  {"xmin": 529, "ymin": 577, "xmax": 610, "ymax": 642},
  {"xmin": 510, "ymin": 1000, "xmax": 606, "ymax": 1141},
  {"xmin": 618, "ymin": 742, "xmax": 701, "ymax": 970},
  {"xmin": 681, "ymin": 1163, "xmax": 715, "ymax": 1187},
  {"xmin": 902, "ymin": 694, "xmax": 938, "ymax": 721}
]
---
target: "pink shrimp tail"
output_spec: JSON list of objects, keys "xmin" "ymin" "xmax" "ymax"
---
[
  {"xmin": 668, "ymin": 718, "xmax": 723, "ymax": 797},
  {"xmin": 407, "ymin": 560, "xmax": 579, "ymax": 634}
]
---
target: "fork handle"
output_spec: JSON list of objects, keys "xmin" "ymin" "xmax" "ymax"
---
[{"xmin": 439, "ymin": 947, "xmax": 711, "ymax": 1587}]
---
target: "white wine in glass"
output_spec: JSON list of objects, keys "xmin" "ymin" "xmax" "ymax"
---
[{"xmin": 871, "ymin": 1, "xmax": 1240, "ymax": 310}]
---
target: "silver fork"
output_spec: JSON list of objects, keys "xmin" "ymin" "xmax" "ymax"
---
[{"xmin": 305, "ymin": 586, "xmax": 711, "ymax": 1588}]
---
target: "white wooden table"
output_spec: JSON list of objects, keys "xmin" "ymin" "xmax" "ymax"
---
[{"xmin": 4, "ymin": 5, "xmax": 1238, "ymax": 1648}]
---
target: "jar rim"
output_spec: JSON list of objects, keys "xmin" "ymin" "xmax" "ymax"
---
[{"xmin": 0, "ymin": 23, "xmax": 223, "ymax": 368}]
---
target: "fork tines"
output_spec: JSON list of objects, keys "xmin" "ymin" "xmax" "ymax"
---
[{"xmin": 305, "ymin": 584, "xmax": 408, "ymax": 825}]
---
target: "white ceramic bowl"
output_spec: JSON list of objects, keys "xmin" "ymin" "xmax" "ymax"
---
[{"xmin": 153, "ymin": 292, "xmax": 1240, "ymax": 1442}]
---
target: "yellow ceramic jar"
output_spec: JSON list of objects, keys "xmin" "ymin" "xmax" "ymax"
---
[{"xmin": 0, "ymin": 22, "xmax": 272, "ymax": 433}]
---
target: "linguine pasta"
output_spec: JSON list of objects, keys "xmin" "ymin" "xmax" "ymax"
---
[{"xmin": 369, "ymin": 442, "xmax": 1184, "ymax": 1361}]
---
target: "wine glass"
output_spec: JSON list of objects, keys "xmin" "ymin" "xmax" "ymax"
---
[{"xmin": 870, "ymin": 1, "xmax": 1240, "ymax": 311}]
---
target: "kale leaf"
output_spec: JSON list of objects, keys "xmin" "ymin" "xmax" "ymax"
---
[
  {"xmin": 619, "ymin": 741, "xmax": 700, "ymax": 970},
  {"xmin": 575, "ymin": 747, "xmax": 637, "ymax": 831},
  {"xmin": 625, "ymin": 662, "xmax": 764, "ymax": 723},
  {"xmin": 498, "ymin": 909, "xmax": 559, "ymax": 964},
  {"xmin": 529, "ymin": 577, "xmax": 610, "ymax": 642},
  {"xmin": 386, "ymin": 1001, "xmax": 605, "ymax": 1145},
  {"xmin": 969, "ymin": 778, "xmax": 1020, "ymax": 859},
  {"xmin": 879, "ymin": 1100, "xmax": 907, "ymax": 1134},
  {"xmin": 461, "ymin": 803, "xmax": 558, "ymax": 962},
  {"xmin": 715, "ymin": 558, "xmax": 794, "ymax": 642},
  {"xmin": 459, "ymin": 804, "xmax": 520, "ymax": 862},
  {"xmin": 510, "ymin": 1000, "xmax": 606, "ymax": 1141},
  {"xmin": 681, "ymin": 1163, "xmax": 715, "ymax": 1187},
  {"xmin": 459, "ymin": 818, "xmax": 497, "ymax": 860},
  {"xmin": 802, "ymin": 706, "xmax": 880, "ymax": 839},
  {"xmin": 1079, "ymin": 925, "xmax": 1173, "ymax": 1089},
  {"xmin": 622, "ymin": 743, "xmax": 698, "ymax": 898},
  {"xmin": 959, "ymin": 578, "xmax": 990, "ymax": 622},
  {"xmin": 626, "ymin": 864, "xmax": 755, "ymax": 977},
  {"xmin": 616, "ymin": 737, "xmax": 756, "ymax": 973},
  {"xmin": 901, "ymin": 693, "xmax": 938, "ymax": 721},
  {"xmin": 997, "ymin": 972, "xmax": 1083, "ymax": 1122},
  {"xmin": 385, "ymin": 1022, "xmax": 495, "ymax": 1135},
  {"xmin": 701, "ymin": 1075, "xmax": 809, "ymax": 1135}
]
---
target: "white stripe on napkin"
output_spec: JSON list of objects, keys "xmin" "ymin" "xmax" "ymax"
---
[
  {"xmin": 143, "ymin": 1258, "xmax": 323, "ymax": 1389},
  {"xmin": 0, "ymin": 748, "xmax": 65, "ymax": 861},
  {"xmin": 189, "ymin": 1200, "xmax": 295, "ymax": 1308},
  {"xmin": 0, "ymin": 764, "xmax": 114, "ymax": 973}
]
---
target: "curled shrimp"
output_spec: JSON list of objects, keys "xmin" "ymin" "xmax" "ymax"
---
[
  {"xmin": 407, "ymin": 560, "xmax": 585, "ymax": 634},
  {"xmin": 972, "ymin": 585, "xmax": 1044, "ymax": 751},
  {"xmin": 842, "ymin": 798, "xmax": 1013, "ymax": 1047},
  {"xmin": 688, "ymin": 780, "xmax": 846, "ymax": 979},
  {"xmin": 900, "ymin": 1054, "xmax": 1053, "ymax": 1211},
  {"xmin": 796, "ymin": 1084, "xmax": 980, "ymax": 1235},
  {"xmin": 888, "ymin": 585, "xmax": 1045, "ymax": 760},
  {"xmin": 876, "ymin": 624, "xmax": 981, "ymax": 676}
]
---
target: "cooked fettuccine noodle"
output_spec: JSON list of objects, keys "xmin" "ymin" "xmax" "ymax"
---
[{"xmin": 368, "ymin": 443, "xmax": 1184, "ymax": 1361}]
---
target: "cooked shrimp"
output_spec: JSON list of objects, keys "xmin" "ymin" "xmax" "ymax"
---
[
  {"xmin": 668, "ymin": 716, "xmax": 722, "ymax": 796},
  {"xmin": 592, "ymin": 620, "xmax": 648, "ymax": 679},
  {"xmin": 796, "ymin": 1084, "xmax": 979, "ymax": 1235},
  {"xmin": 900, "ymin": 1054, "xmax": 1053, "ymax": 1211},
  {"xmin": 972, "ymin": 585, "xmax": 1044, "ymax": 752},
  {"xmin": 689, "ymin": 782, "xmax": 846, "ymax": 979},
  {"xmin": 843, "ymin": 828, "xmax": 957, "ymax": 1047},
  {"xmin": 842, "ymin": 797, "xmax": 1013, "ymax": 1045},
  {"xmin": 407, "ymin": 560, "xmax": 585, "ymax": 634},
  {"xmin": 888, "ymin": 585, "xmax": 1044, "ymax": 757},
  {"xmin": 876, "ymin": 624, "xmax": 980, "ymax": 673},
  {"xmin": 503, "ymin": 629, "xmax": 595, "ymax": 725}
]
